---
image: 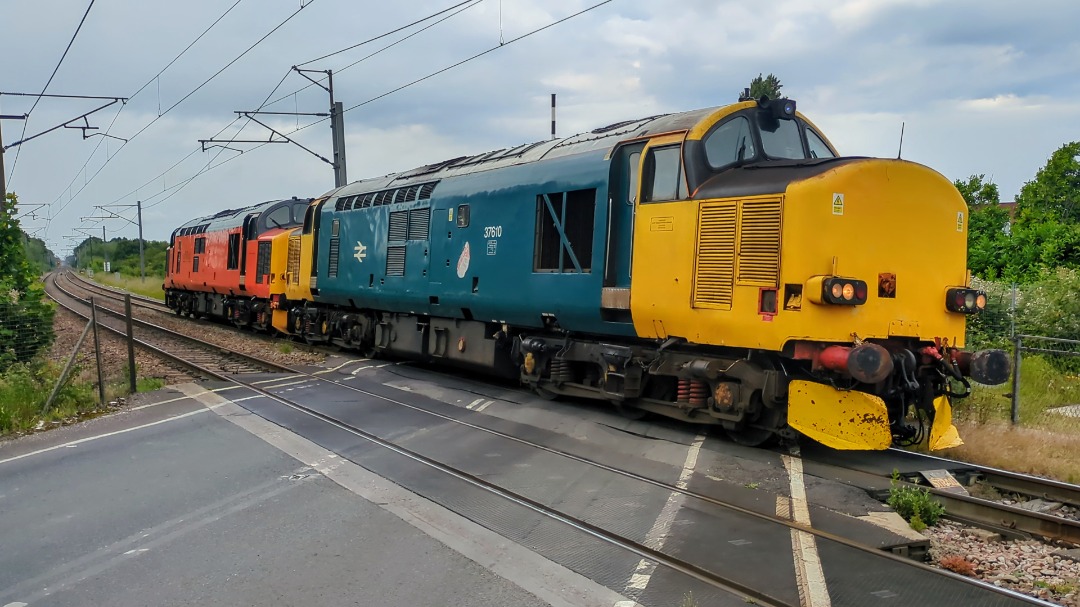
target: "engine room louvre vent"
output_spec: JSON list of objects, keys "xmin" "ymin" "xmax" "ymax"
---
[
  {"xmin": 736, "ymin": 199, "xmax": 782, "ymax": 287},
  {"xmin": 693, "ymin": 203, "xmax": 737, "ymax": 309},
  {"xmin": 418, "ymin": 182, "xmax": 437, "ymax": 200},
  {"xmin": 327, "ymin": 237, "xmax": 340, "ymax": 278},
  {"xmin": 388, "ymin": 211, "xmax": 409, "ymax": 241},
  {"xmin": 335, "ymin": 197, "xmax": 349, "ymax": 212},
  {"xmin": 408, "ymin": 208, "xmax": 430, "ymax": 240},
  {"xmin": 386, "ymin": 246, "xmax": 406, "ymax": 276},
  {"xmin": 287, "ymin": 235, "xmax": 301, "ymax": 284}
]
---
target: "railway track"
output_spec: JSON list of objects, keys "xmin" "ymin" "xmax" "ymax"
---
[
  {"xmin": 200, "ymin": 359, "xmax": 1039, "ymax": 605},
  {"xmin": 803, "ymin": 444, "xmax": 1080, "ymax": 546},
  {"xmin": 56, "ymin": 271, "xmax": 1080, "ymax": 549},
  {"xmin": 45, "ymin": 272, "xmax": 297, "ymax": 379},
  {"xmin": 48, "ymin": 271, "xmax": 1048, "ymax": 603}
]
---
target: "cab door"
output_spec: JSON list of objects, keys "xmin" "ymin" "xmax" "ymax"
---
[
  {"xmin": 601, "ymin": 141, "xmax": 645, "ymax": 319},
  {"xmin": 628, "ymin": 133, "xmax": 693, "ymax": 339}
]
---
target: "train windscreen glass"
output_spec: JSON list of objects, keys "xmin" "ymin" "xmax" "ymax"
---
[{"xmin": 758, "ymin": 117, "xmax": 804, "ymax": 159}]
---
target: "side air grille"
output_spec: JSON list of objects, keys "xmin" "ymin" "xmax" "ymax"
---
[
  {"xmin": 407, "ymin": 208, "xmax": 430, "ymax": 240},
  {"xmin": 736, "ymin": 199, "xmax": 782, "ymax": 287},
  {"xmin": 327, "ymin": 237, "xmax": 340, "ymax": 278},
  {"xmin": 693, "ymin": 203, "xmax": 737, "ymax": 309},
  {"xmin": 386, "ymin": 246, "xmax": 406, "ymax": 276},
  {"xmin": 388, "ymin": 210, "xmax": 409, "ymax": 241},
  {"xmin": 287, "ymin": 235, "xmax": 301, "ymax": 284},
  {"xmin": 418, "ymin": 182, "xmax": 437, "ymax": 200}
]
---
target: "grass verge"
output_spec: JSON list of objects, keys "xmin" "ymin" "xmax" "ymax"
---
[
  {"xmin": 88, "ymin": 271, "xmax": 166, "ymax": 301},
  {"xmin": 0, "ymin": 361, "xmax": 166, "ymax": 437}
]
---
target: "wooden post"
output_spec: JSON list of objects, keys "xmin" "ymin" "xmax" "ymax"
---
[
  {"xmin": 90, "ymin": 297, "xmax": 106, "ymax": 406},
  {"xmin": 42, "ymin": 315, "xmax": 95, "ymax": 415},
  {"xmin": 125, "ymin": 294, "xmax": 137, "ymax": 393}
]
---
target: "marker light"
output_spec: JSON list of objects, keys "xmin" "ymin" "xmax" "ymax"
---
[
  {"xmin": 819, "ymin": 277, "xmax": 868, "ymax": 306},
  {"xmin": 945, "ymin": 288, "xmax": 987, "ymax": 314}
]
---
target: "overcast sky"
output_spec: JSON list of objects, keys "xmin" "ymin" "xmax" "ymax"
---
[{"xmin": 3, "ymin": 0, "xmax": 1079, "ymax": 256}]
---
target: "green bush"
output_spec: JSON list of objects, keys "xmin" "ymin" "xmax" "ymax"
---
[
  {"xmin": 0, "ymin": 361, "xmax": 95, "ymax": 434},
  {"xmin": 887, "ymin": 472, "xmax": 946, "ymax": 529}
]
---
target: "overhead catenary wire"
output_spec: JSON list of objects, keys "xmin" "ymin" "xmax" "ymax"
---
[
  {"xmin": 8, "ymin": 0, "xmax": 97, "ymax": 185},
  {"xmin": 143, "ymin": 0, "xmax": 616, "ymax": 211},
  {"xmin": 47, "ymin": 0, "xmax": 301, "ymax": 229},
  {"xmin": 70, "ymin": 0, "xmax": 485, "ymax": 221}
]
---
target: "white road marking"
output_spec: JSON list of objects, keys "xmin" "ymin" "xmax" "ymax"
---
[
  {"xmin": 0, "ymin": 409, "xmax": 210, "ymax": 466},
  {"xmin": 4, "ymin": 602, "xmax": 29, "ymax": 607},
  {"xmin": 466, "ymin": 398, "xmax": 484, "ymax": 410},
  {"xmin": 314, "ymin": 359, "xmax": 369, "ymax": 375},
  {"xmin": 122, "ymin": 549, "xmax": 149, "ymax": 555},
  {"xmin": 474, "ymin": 400, "xmax": 494, "ymax": 412},
  {"xmin": 618, "ymin": 433, "xmax": 706, "ymax": 603},
  {"xmin": 257, "ymin": 379, "xmax": 310, "ymax": 390},
  {"xmin": 128, "ymin": 386, "xmax": 242, "ymax": 412},
  {"xmin": 184, "ymin": 386, "xmax": 634, "ymax": 607},
  {"xmin": 781, "ymin": 450, "xmax": 832, "ymax": 607},
  {"xmin": 231, "ymin": 395, "xmax": 266, "ymax": 403}
]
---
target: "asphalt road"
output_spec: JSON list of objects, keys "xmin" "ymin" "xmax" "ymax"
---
[{"xmin": 0, "ymin": 389, "xmax": 604, "ymax": 606}]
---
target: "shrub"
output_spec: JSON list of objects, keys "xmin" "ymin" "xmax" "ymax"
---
[{"xmin": 887, "ymin": 472, "xmax": 946, "ymax": 528}]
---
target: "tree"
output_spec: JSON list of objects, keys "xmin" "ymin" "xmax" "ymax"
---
[
  {"xmin": 1014, "ymin": 141, "xmax": 1080, "ymax": 224},
  {"xmin": 954, "ymin": 174, "xmax": 1000, "ymax": 208},
  {"xmin": 745, "ymin": 73, "xmax": 783, "ymax": 100},
  {"xmin": 0, "ymin": 192, "xmax": 55, "ymax": 370}
]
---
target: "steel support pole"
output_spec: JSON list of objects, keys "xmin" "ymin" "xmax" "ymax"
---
[
  {"xmin": 1011, "ymin": 335, "xmax": 1022, "ymax": 425},
  {"xmin": 125, "ymin": 294, "xmax": 136, "ymax": 393},
  {"xmin": 137, "ymin": 200, "xmax": 145, "ymax": 281},
  {"xmin": 0, "ymin": 119, "xmax": 6, "ymax": 205},
  {"xmin": 102, "ymin": 225, "xmax": 108, "ymax": 272},
  {"xmin": 330, "ymin": 101, "xmax": 347, "ymax": 187}
]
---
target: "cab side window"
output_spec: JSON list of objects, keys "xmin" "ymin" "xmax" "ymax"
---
[{"xmin": 642, "ymin": 145, "xmax": 685, "ymax": 202}]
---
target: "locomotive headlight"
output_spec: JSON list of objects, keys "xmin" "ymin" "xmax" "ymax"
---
[
  {"xmin": 809, "ymin": 276, "xmax": 869, "ymax": 306},
  {"xmin": 946, "ymin": 288, "xmax": 987, "ymax": 314}
]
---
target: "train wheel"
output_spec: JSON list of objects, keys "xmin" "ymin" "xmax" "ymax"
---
[
  {"xmin": 534, "ymin": 385, "xmax": 560, "ymax": 401},
  {"xmin": 725, "ymin": 400, "xmax": 782, "ymax": 447},
  {"xmin": 614, "ymin": 402, "xmax": 647, "ymax": 420}
]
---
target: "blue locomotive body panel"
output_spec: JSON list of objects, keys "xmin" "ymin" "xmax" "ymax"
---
[{"xmin": 313, "ymin": 149, "xmax": 635, "ymax": 337}]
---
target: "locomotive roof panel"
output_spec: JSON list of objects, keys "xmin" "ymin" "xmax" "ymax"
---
[
  {"xmin": 175, "ymin": 197, "xmax": 308, "ymax": 232},
  {"xmin": 322, "ymin": 106, "xmax": 723, "ymax": 200}
]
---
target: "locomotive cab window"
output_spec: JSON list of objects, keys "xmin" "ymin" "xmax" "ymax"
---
[
  {"xmin": 265, "ymin": 205, "xmax": 291, "ymax": 229},
  {"xmin": 227, "ymin": 233, "xmax": 241, "ymax": 270},
  {"xmin": 704, "ymin": 116, "xmax": 757, "ymax": 169},
  {"xmin": 806, "ymin": 128, "xmax": 836, "ymax": 159},
  {"xmin": 642, "ymin": 145, "xmax": 686, "ymax": 202},
  {"xmin": 534, "ymin": 189, "xmax": 595, "ymax": 273},
  {"xmin": 194, "ymin": 237, "xmax": 206, "ymax": 254},
  {"xmin": 758, "ymin": 113, "xmax": 804, "ymax": 160}
]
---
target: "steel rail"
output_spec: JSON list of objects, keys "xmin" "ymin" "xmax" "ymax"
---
[{"xmin": 46, "ymin": 274, "xmax": 295, "ymax": 377}]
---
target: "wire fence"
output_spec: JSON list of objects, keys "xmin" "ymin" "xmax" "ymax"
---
[{"xmin": 965, "ymin": 276, "xmax": 1080, "ymax": 426}]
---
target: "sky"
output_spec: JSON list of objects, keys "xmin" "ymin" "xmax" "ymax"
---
[{"xmin": 3, "ymin": 0, "xmax": 1079, "ymax": 258}]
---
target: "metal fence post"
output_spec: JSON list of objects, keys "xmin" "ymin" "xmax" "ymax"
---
[
  {"xmin": 125, "ymin": 294, "xmax": 137, "ymax": 393},
  {"xmin": 1011, "ymin": 335, "xmax": 1022, "ymax": 425},
  {"xmin": 90, "ymin": 297, "xmax": 106, "ymax": 406}
]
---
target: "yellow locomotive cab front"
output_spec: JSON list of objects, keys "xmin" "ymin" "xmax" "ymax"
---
[{"xmin": 626, "ymin": 97, "xmax": 1009, "ymax": 450}]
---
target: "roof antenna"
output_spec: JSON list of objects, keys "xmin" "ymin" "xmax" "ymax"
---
[
  {"xmin": 551, "ymin": 93, "xmax": 556, "ymax": 140},
  {"xmin": 897, "ymin": 122, "xmax": 905, "ymax": 159}
]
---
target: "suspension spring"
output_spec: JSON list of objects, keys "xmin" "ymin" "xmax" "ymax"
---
[
  {"xmin": 550, "ymin": 358, "xmax": 573, "ymax": 384},
  {"xmin": 688, "ymin": 380, "xmax": 709, "ymax": 407},
  {"xmin": 676, "ymin": 378, "xmax": 691, "ymax": 403}
]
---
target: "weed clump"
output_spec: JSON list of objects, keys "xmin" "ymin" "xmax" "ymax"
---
[{"xmin": 887, "ymin": 471, "xmax": 945, "ymax": 529}]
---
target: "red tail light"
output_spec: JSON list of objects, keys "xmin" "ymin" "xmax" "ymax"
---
[{"xmin": 946, "ymin": 288, "xmax": 986, "ymax": 314}]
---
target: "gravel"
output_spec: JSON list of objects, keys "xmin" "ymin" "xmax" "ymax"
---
[{"xmin": 928, "ymin": 519, "xmax": 1080, "ymax": 605}]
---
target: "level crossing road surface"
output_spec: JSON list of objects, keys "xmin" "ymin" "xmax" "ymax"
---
[
  {"xmin": 0, "ymin": 357, "xmax": 1042, "ymax": 606},
  {"xmin": 0, "ymin": 388, "xmax": 591, "ymax": 607}
]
